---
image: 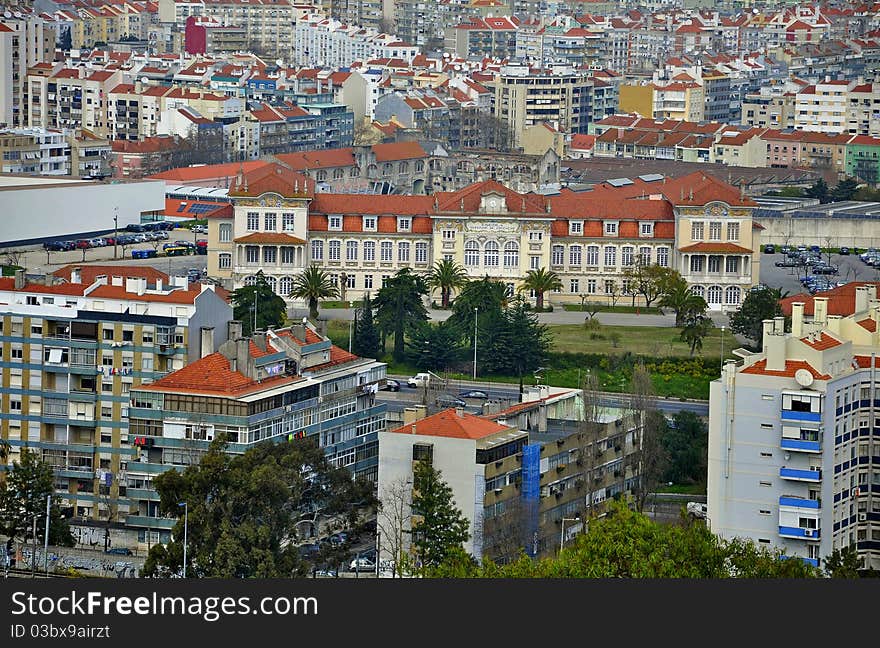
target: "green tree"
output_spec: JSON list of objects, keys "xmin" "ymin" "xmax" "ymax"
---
[
  {"xmin": 623, "ymin": 261, "xmax": 681, "ymax": 308},
  {"xmin": 681, "ymin": 312, "xmax": 714, "ymax": 356},
  {"xmin": 142, "ymin": 435, "xmax": 375, "ymax": 578},
  {"xmin": 482, "ymin": 294, "xmax": 551, "ymax": 393},
  {"xmin": 518, "ymin": 267, "xmax": 563, "ymax": 310},
  {"xmin": 824, "ymin": 546, "xmax": 862, "ymax": 578},
  {"xmin": 411, "ymin": 461, "xmax": 469, "ymax": 570},
  {"xmin": 373, "ymin": 268, "xmax": 429, "ymax": 362},
  {"xmin": 728, "ymin": 285, "xmax": 785, "ymax": 348},
  {"xmin": 448, "ymin": 277, "xmax": 507, "ymax": 331},
  {"xmin": 426, "ymin": 259, "xmax": 469, "ymax": 309},
  {"xmin": 291, "ymin": 265, "xmax": 338, "ymax": 321},
  {"xmin": 351, "ymin": 292, "xmax": 381, "ymax": 359},
  {"xmin": 661, "ymin": 411, "xmax": 708, "ymax": 485},
  {"xmin": 427, "ymin": 499, "xmax": 819, "ymax": 578},
  {"xmin": 659, "ymin": 281, "xmax": 707, "ymax": 327},
  {"xmin": 805, "ymin": 178, "xmax": 830, "ymax": 203},
  {"xmin": 831, "ymin": 178, "xmax": 860, "ymax": 202},
  {"xmin": 0, "ymin": 447, "xmax": 74, "ymax": 548},
  {"xmin": 408, "ymin": 321, "xmax": 464, "ymax": 371},
  {"xmin": 231, "ymin": 274, "xmax": 287, "ymax": 336}
]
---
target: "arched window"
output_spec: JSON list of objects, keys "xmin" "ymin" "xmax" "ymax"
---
[
  {"xmin": 707, "ymin": 286, "xmax": 722, "ymax": 304},
  {"xmin": 316, "ymin": 170, "xmax": 327, "ymax": 181},
  {"xmin": 398, "ymin": 161, "xmax": 408, "ymax": 174},
  {"xmin": 464, "ymin": 240, "xmax": 480, "ymax": 267},
  {"xmin": 333, "ymin": 168, "xmax": 344, "ymax": 180},
  {"xmin": 503, "ymin": 241, "xmax": 519, "ymax": 268},
  {"xmin": 484, "ymin": 240, "xmax": 499, "ymax": 267},
  {"xmin": 265, "ymin": 276, "xmax": 278, "ymax": 294},
  {"xmin": 725, "ymin": 286, "xmax": 741, "ymax": 305},
  {"xmin": 279, "ymin": 276, "xmax": 294, "ymax": 296},
  {"xmin": 691, "ymin": 285, "xmax": 705, "ymax": 298},
  {"xmin": 244, "ymin": 275, "xmax": 258, "ymax": 286}
]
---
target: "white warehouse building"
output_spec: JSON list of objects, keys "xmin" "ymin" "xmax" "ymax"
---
[{"xmin": 708, "ymin": 286, "xmax": 880, "ymax": 571}]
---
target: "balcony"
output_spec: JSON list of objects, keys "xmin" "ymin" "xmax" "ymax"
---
[
  {"xmin": 779, "ymin": 496, "xmax": 820, "ymax": 510},
  {"xmin": 781, "ymin": 409, "xmax": 821, "ymax": 423},
  {"xmin": 781, "ymin": 555, "xmax": 819, "ymax": 567},
  {"xmin": 778, "ymin": 526, "xmax": 820, "ymax": 541},
  {"xmin": 125, "ymin": 515, "xmax": 176, "ymax": 530},
  {"xmin": 780, "ymin": 467, "xmax": 821, "ymax": 482},
  {"xmin": 780, "ymin": 438, "xmax": 822, "ymax": 453}
]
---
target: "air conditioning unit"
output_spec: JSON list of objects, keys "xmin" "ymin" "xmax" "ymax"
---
[
  {"xmin": 205, "ymin": 431, "xmax": 214, "ymax": 441},
  {"xmin": 858, "ymin": 513, "xmax": 868, "ymax": 522},
  {"xmin": 803, "ymin": 528, "xmax": 814, "ymax": 537}
]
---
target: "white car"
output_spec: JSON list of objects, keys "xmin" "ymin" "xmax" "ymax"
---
[
  {"xmin": 349, "ymin": 557, "xmax": 375, "ymax": 572},
  {"xmin": 686, "ymin": 502, "xmax": 707, "ymax": 519},
  {"xmin": 407, "ymin": 372, "xmax": 431, "ymax": 388}
]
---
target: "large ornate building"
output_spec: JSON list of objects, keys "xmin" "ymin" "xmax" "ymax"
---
[{"xmin": 207, "ymin": 164, "xmax": 760, "ymax": 311}]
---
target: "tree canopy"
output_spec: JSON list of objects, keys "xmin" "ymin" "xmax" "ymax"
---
[
  {"xmin": 728, "ymin": 285, "xmax": 785, "ymax": 348},
  {"xmin": 408, "ymin": 321, "xmax": 464, "ymax": 371},
  {"xmin": 291, "ymin": 265, "xmax": 339, "ymax": 321},
  {"xmin": 142, "ymin": 436, "xmax": 375, "ymax": 578},
  {"xmin": 519, "ymin": 268, "xmax": 562, "ymax": 310},
  {"xmin": 373, "ymin": 268, "xmax": 429, "ymax": 362},
  {"xmin": 410, "ymin": 461, "xmax": 470, "ymax": 570},
  {"xmin": 426, "ymin": 259, "xmax": 469, "ymax": 309},
  {"xmin": 232, "ymin": 274, "xmax": 288, "ymax": 336},
  {"xmin": 351, "ymin": 292, "xmax": 381, "ymax": 359},
  {"xmin": 427, "ymin": 500, "xmax": 819, "ymax": 578},
  {"xmin": 480, "ymin": 294, "xmax": 551, "ymax": 392}
]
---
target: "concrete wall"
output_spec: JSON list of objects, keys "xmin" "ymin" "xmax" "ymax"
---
[
  {"xmin": 0, "ymin": 179, "xmax": 166, "ymax": 246},
  {"xmin": 756, "ymin": 215, "xmax": 880, "ymax": 248}
]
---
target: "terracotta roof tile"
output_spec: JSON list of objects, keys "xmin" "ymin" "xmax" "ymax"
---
[
  {"xmin": 234, "ymin": 232, "xmax": 307, "ymax": 245},
  {"xmin": 800, "ymin": 332, "xmax": 842, "ymax": 350},
  {"xmin": 779, "ymin": 282, "xmax": 880, "ymax": 317},
  {"xmin": 140, "ymin": 352, "xmax": 299, "ymax": 396},
  {"xmin": 741, "ymin": 359, "xmax": 830, "ymax": 380},
  {"xmin": 858, "ymin": 318, "xmax": 877, "ymax": 332},
  {"xmin": 389, "ymin": 408, "xmax": 511, "ymax": 440},
  {"xmin": 678, "ymin": 242, "xmax": 753, "ymax": 254}
]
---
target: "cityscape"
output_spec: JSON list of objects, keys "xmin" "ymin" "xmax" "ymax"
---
[{"xmin": 0, "ymin": 0, "xmax": 879, "ymax": 580}]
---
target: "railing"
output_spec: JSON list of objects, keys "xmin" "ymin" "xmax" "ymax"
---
[
  {"xmin": 779, "ymin": 467, "xmax": 821, "ymax": 482},
  {"xmin": 779, "ymin": 496, "xmax": 820, "ymax": 509}
]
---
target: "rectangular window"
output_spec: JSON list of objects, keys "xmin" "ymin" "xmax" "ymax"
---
[
  {"xmin": 709, "ymin": 222, "xmax": 722, "ymax": 241},
  {"xmin": 640, "ymin": 222, "xmax": 653, "ymax": 236},
  {"xmin": 346, "ymin": 241, "xmax": 358, "ymax": 262},
  {"xmin": 398, "ymin": 242, "xmax": 410, "ymax": 263},
  {"xmin": 363, "ymin": 241, "xmax": 376, "ymax": 261},
  {"xmin": 245, "ymin": 246, "xmax": 259, "ymax": 263},
  {"xmin": 528, "ymin": 231, "xmax": 542, "ymax": 241},
  {"xmin": 247, "ymin": 212, "xmax": 259, "ymax": 231},
  {"xmin": 264, "ymin": 212, "xmax": 276, "ymax": 231},
  {"xmin": 551, "ymin": 245, "xmax": 564, "ymax": 265},
  {"xmin": 605, "ymin": 280, "xmax": 614, "ymax": 294},
  {"xmin": 569, "ymin": 245, "xmax": 582, "ymax": 266},
  {"xmin": 219, "ymin": 223, "xmax": 232, "ymax": 242},
  {"xmin": 621, "ymin": 247, "xmax": 634, "ymax": 266},
  {"xmin": 587, "ymin": 279, "xmax": 596, "ymax": 293},
  {"xmin": 381, "ymin": 242, "xmax": 393, "ymax": 262},
  {"xmin": 569, "ymin": 221, "xmax": 583, "ymax": 235},
  {"xmin": 569, "ymin": 279, "xmax": 579, "ymax": 293},
  {"xmin": 397, "ymin": 217, "xmax": 411, "ymax": 232},
  {"xmin": 329, "ymin": 216, "xmax": 342, "ymax": 231},
  {"xmin": 415, "ymin": 242, "xmax": 428, "ymax": 264},
  {"xmin": 364, "ymin": 275, "xmax": 373, "ymax": 289},
  {"xmin": 281, "ymin": 247, "xmax": 295, "ymax": 264},
  {"xmin": 530, "ymin": 255, "xmax": 540, "ymax": 270},
  {"xmin": 311, "ymin": 240, "xmax": 323, "ymax": 261},
  {"xmin": 727, "ymin": 222, "xmax": 739, "ymax": 241},
  {"xmin": 604, "ymin": 221, "xmax": 617, "ymax": 236},
  {"xmin": 690, "ymin": 256, "xmax": 704, "ymax": 273},
  {"xmin": 656, "ymin": 247, "xmax": 669, "ymax": 267},
  {"xmin": 691, "ymin": 221, "xmax": 704, "ymax": 240},
  {"xmin": 708, "ymin": 255, "xmax": 721, "ymax": 273},
  {"xmin": 604, "ymin": 246, "xmax": 616, "ymax": 266},
  {"xmin": 726, "ymin": 257, "xmax": 739, "ymax": 273},
  {"xmin": 282, "ymin": 213, "xmax": 295, "ymax": 231},
  {"xmin": 441, "ymin": 229, "xmax": 455, "ymax": 240},
  {"xmin": 586, "ymin": 246, "xmax": 599, "ymax": 266},
  {"xmin": 263, "ymin": 246, "xmax": 277, "ymax": 263},
  {"xmin": 328, "ymin": 240, "xmax": 341, "ymax": 261},
  {"xmin": 363, "ymin": 216, "xmax": 377, "ymax": 231}
]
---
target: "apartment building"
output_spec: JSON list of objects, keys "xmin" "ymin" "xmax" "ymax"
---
[
  {"xmin": 446, "ymin": 16, "xmax": 519, "ymax": 60},
  {"xmin": 0, "ymin": 267, "xmax": 231, "ymax": 537},
  {"xmin": 127, "ymin": 320, "xmax": 386, "ymax": 546},
  {"xmin": 69, "ymin": 129, "xmax": 112, "ymax": 178},
  {"xmin": 708, "ymin": 287, "xmax": 880, "ymax": 571},
  {"xmin": 0, "ymin": 127, "xmax": 70, "ymax": 175},
  {"xmin": 26, "ymin": 66, "xmax": 123, "ymax": 139},
  {"xmin": 0, "ymin": 14, "xmax": 57, "ymax": 128},
  {"xmin": 293, "ymin": 14, "xmax": 418, "ymax": 69},
  {"xmin": 795, "ymin": 79, "xmax": 850, "ymax": 135},
  {"xmin": 377, "ymin": 391, "xmax": 643, "ymax": 565},
  {"xmin": 846, "ymin": 135, "xmax": 880, "ymax": 186}
]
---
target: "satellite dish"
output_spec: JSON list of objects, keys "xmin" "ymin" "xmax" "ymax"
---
[
  {"xmin": 795, "ymin": 369, "xmax": 814, "ymax": 387},
  {"xmin": 141, "ymin": 76, "xmax": 148, "ymax": 83}
]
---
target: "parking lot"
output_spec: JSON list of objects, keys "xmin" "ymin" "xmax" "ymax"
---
[{"xmin": 759, "ymin": 246, "xmax": 880, "ymax": 296}]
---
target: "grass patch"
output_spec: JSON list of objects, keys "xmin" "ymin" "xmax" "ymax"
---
[
  {"xmin": 550, "ymin": 324, "xmax": 737, "ymax": 359},
  {"xmin": 655, "ymin": 483, "xmax": 707, "ymax": 495},
  {"xmin": 320, "ymin": 300, "xmax": 362, "ymax": 309},
  {"xmin": 562, "ymin": 304, "xmax": 662, "ymax": 314}
]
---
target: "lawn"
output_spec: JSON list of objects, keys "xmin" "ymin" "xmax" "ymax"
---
[
  {"xmin": 561, "ymin": 304, "xmax": 662, "ymax": 314},
  {"xmin": 550, "ymin": 324, "xmax": 739, "ymax": 359}
]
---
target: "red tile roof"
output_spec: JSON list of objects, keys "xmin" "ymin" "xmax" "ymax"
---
[
  {"xmin": 52, "ymin": 265, "xmax": 169, "ymax": 285},
  {"xmin": 371, "ymin": 141, "xmax": 426, "ymax": 162},
  {"xmin": 139, "ymin": 352, "xmax": 299, "ymax": 396},
  {"xmin": 741, "ymin": 359, "xmax": 830, "ymax": 380},
  {"xmin": 800, "ymin": 332, "xmax": 842, "ymax": 350},
  {"xmin": 234, "ymin": 232, "xmax": 307, "ymax": 245},
  {"xmin": 779, "ymin": 282, "xmax": 880, "ymax": 317},
  {"xmin": 389, "ymin": 408, "xmax": 512, "ymax": 440},
  {"xmin": 857, "ymin": 318, "xmax": 877, "ymax": 332},
  {"xmin": 228, "ymin": 163, "xmax": 314, "ymax": 198},
  {"xmin": 275, "ymin": 148, "xmax": 356, "ymax": 170},
  {"xmin": 678, "ymin": 242, "xmax": 753, "ymax": 254},
  {"xmin": 148, "ymin": 160, "xmax": 270, "ymax": 182}
]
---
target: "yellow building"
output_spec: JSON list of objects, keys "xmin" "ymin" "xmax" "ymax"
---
[
  {"xmin": 520, "ymin": 122, "xmax": 566, "ymax": 157},
  {"xmin": 618, "ymin": 84, "xmax": 654, "ymax": 117}
]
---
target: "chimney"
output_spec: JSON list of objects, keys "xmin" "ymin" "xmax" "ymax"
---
[
  {"xmin": 228, "ymin": 319, "xmax": 243, "ymax": 341},
  {"xmin": 866, "ymin": 285, "xmax": 877, "ymax": 302},
  {"xmin": 791, "ymin": 302, "xmax": 804, "ymax": 337},
  {"xmin": 200, "ymin": 326, "xmax": 214, "ymax": 358},
  {"xmin": 70, "ymin": 267, "xmax": 82, "ymax": 284},
  {"xmin": 455, "ymin": 407, "xmax": 465, "ymax": 418},
  {"xmin": 766, "ymin": 324, "xmax": 786, "ymax": 372},
  {"xmin": 773, "ymin": 316, "xmax": 784, "ymax": 335},
  {"xmin": 111, "ymin": 275, "xmax": 123, "ymax": 286},
  {"xmin": 827, "ymin": 314, "xmax": 842, "ymax": 336},
  {"xmin": 762, "ymin": 318, "xmax": 775, "ymax": 353},
  {"xmin": 855, "ymin": 286, "xmax": 871, "ymax": 314},
  {"xmin": 13, "ymin": 268, "xmax": 25, "ymax": 290},
  {"xmin": 253, "ymin": 331, "xmax": 267, "ymax": 352},
  {"xmin": 292, "ymin": 323, "xmax": 307, "ymax": 343},
  {"xmin": 813, "ymin": 297, "xmax": 828, "ymax": 325},
  {"xmin": 156, "ymin": 278, "xmax": 163, "ymax": 291},
  {"xmin": 403, "ymin": 405, "xmax": 427, "ymax": 425}
]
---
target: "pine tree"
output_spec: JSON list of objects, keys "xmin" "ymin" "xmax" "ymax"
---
[
  {"xmin": 352, "ymin": 293, "xmax": 381, "ymax": 359},
  {"xmin": 410, "ymin": 461, "xmax": 470, "ymax": 569}
]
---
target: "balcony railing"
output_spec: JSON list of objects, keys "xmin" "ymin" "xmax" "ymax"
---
[
  {"xmin": 779, "ymin": 467, "xmax": 821, "ymax": 482},
  {"xmin": 778, "ymin": 526, "xmax": 820, "ymax": 540},
  {"xmin": 779, "ymin": 496, "xmax": 820, "ymax": 509},
  {"xmin": 781, "ymin": 409, "xmax": 821, "ymax": 423},
  {"xmin": 780, "ymin": 438, "xmax": 822, "ymax": 453}
]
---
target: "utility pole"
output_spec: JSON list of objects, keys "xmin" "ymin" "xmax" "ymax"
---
[
  {"xmin": 43, "ymin": 495, "xmax": 51, "ymax": 577},
  {"xmin": 113, "ymin": 206, "xmax": 118, "ymax": 260},
  {"xmin": 473, "ymin": 307, "xmax": 478, "ymax": 380}
]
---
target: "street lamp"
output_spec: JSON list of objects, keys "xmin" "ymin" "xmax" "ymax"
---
[
  {"xmin": 178, "ymin": 502, "xmax": 188, "ymax": 578},
  {"xmin": 348, "ymin": 301, "xmax": 354, "ymax": 353},
  {"xmin": 43, "ymin": 495, "xmax": 51, "ymax": 577},
  {"xmin": 113, "ymin": 207, "xmax": 118, "ymax": 260},
  {"xmin": 720, "ymin": 325, "xmax": 726, "ymax": 372},
  {"xmin": 560, "ymin": 517, "xmax": 580, "ymax": 554},
  {"xmin": 473, "ymin": 307, "xmax": 478, "ymax": 380}
]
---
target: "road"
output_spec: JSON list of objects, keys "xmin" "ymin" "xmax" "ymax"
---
[{"xmin": 379, "ymin": 376, "xmax": 709, "ymax": 417}]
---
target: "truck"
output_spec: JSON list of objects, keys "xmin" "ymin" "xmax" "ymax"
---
[{"xmin": 406, "ymin": 371, "xmax": 447, "ymax": 389}]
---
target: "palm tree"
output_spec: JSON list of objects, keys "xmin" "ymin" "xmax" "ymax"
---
[
  {"xmin": 292, "ymin": 265, "xmax": 339, "ymax": 321},
  {"xmin": 519, "ymin": 268, "xmax": 563, "ymax": 310},
  {"xmin": 660, "ymin": 283, "xmax": 707, "ymax": 327},
  {"xmin": 426, "ymin": 259, "xmax": 468, "ymax": 309}
]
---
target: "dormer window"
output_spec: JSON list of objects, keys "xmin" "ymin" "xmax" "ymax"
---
[
  {"xmin": 363, "ymin": 216, "xmax": 377, "ymax": 231},
  {"xmin": 328, "ymin": 216, "xmax": 342, "ymax": 231},
  {"xmin": 640, "ymin": 222, "xmax": 653, "ymax": 237},
  {"xmin": 569, "ymin": 221, "xmax": 583, "ymax": 235},
  {"xmin": 397, "ymin": 217, "xmax": 411, "ymax": 232},
  {"xmin": 604, "ymin": 221, "xmax": 618, "ymax": 236}
]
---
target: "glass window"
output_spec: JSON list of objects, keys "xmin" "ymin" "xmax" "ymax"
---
[
  {"xmin": 657, "ymin": 247, "xmax": 669, "ymax": 267},
  {"xmin": 329, "ymin": 216, "xmax": 342, "ymax": 230},
  {"xmin": 281, "ymin": 247, "xmax": 296, "ymax": 264},
  {"xmin": 503, "ymin": 241, "xmax": 518, "ymax": 268},
  {"xmin": 363, "ymin": 216, "xmax": 377, "ymax": 231},
  {"xmin": 484, "ymin": 241, "xmax": 499, "ymax": 267},
  {"xmin": 246, "ymin": 246, "xmax": 259, "ymax": 263},
  {"xmin": 328, "ymin": 240, "xmax": 341, "ymax": 261},
  {"xmin": 586, "ymin": 246, "xmax": 599, "ymax": 266},
  {"xmin": 465, "ymin": 240, "xmax": 480, "ymax": 266},
  {"xmin": 219, "ymin": 223, "xmax": 232, "ymax": 242},
  {"xmin": 380, "ymin": 241, "xmax": 393, "ymax": 262},
  {"xmin": 346, "ymin": 241, "xmax": 358, "ymax": 262},
  {"xmin": 264, "ymin": 213, "xmax": 276, "ymax": 231},
  {"xmin": 604, "ymin": 246, "xmax": 616, "ymax": 266},
  {"xmin": 691, "ymin": 221, "xmax": 704, "ymax": 240},
  {"xmin": 551, "ymin": 245, "xmax": 564, "ymax": 265},
  {"xmin": 263, "ymin": 246, "xmax": 277, "ymax": 263},
  {"xmin": 363, "ymin": 241, "xmax": 375, "ymax": 261},
  {"xmin": 311, "ymin": 240, "xmax": 323, "ymax": 261},
  {"xmin": 727, "ymin": 222, "xmax": 739, "ymax": 241},
  {"xmin": 247, "ymin": 212, "xmax": 259, "ymax": 231},
  {"xmin": 282, "ymin": 213, "xmax": 295, "ymax": 231},
  {"xmin": 415, "ymin": 242, "xmax": 428, "ymax": 263},
  {"xmin": 708, "ymin": 222, "xmax": 722, "ymax": 241},
  {"xmin": 569, "ymin": 245, "xmax": 581, "ymax": 266},
  {"xmin": 398, "ymin": 241, "xmax": 410, "ymax": 263},
  {"xmin": 621, "ymin": 246, "xmax": 634, "ymax": 266}
]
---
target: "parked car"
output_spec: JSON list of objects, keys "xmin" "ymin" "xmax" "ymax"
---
[
  {"xmin": 155, "ymin": 231, "xmax": 169, "ymax": 240},
  {"xmin": 812, "ymin": 265, "xmax": 838, "ymax": 275},
  {"xmin": 195, "ymin": 240, "xmax": 208, "ymax": 255},
  {"xmin": 297, "ymin": 543, "xmax": 320, "ymax": 559},
  {"xmin": 131, "ymin": 249, "xmax": 157, "ymax": 259},
  {"xmin": 381, "ymin": 379, "xmax": 401, "ymax": 392},
  {"xmin": 74, "ymin": 239, "xmax": 91, "ymax": 249},
  {"xmin": 44, "ymin": 240, "xmax": 69, "ymax": 251},
  {"xmin": 349, "ymin": 557, "xmax": 375, "ymax": 572},
  {"xmin": 459, "ymin": 389, "xmax": 489, "ymax": 400},
  {"xmin": 435, "ymin": 394, "xmax": 466, "ymax": 408},
  {"xmin": 105, "ymin": 547, "xmax": 133, "ymax": 556},
  {"xmin": 164, "ymin": 246, "xmax": 191, "ymax": 257},
  {"xmin": 191, "ymin": 224, "xmax": 207, "ymax": 234},
  {"xmin": 775, "ymin": 259, "xmax": 800, "ymax": 267},
  {"xmin": 763, "ymin": 244, "xmax": 776, "ymax": 254},
  {"xmin": 780, "ymin": 245, "xmax": 792, "ymax": 254},
  {"xmin": 174, "ymin": 240, "xmax": 196, "ymax": 249},
  {"xmin": 686, "ymin": 502, "xmax": 707, "ymax": 519},
  {"xmin": 839, "ymin": 246, "xmax": 850, "ymax": 255}
]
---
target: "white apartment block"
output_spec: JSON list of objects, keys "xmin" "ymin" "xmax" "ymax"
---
[
  {"xmin": 0, "ymin": 15, "xmax": 57, "ymax": 128},
  {"xmin": 709, "ymin": 287, "xmax": 880, "ymax": 571},
  {"xmin": 293, "ymin": 14, "xmax": 418, "ymax": 69}
]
